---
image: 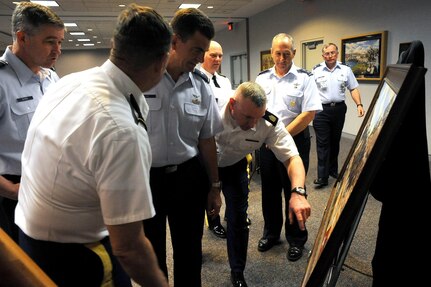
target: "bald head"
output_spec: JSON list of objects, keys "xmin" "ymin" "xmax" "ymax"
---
[{"xmin": 201, "ymin": 40, "xmax": 223, "ymax": 74}]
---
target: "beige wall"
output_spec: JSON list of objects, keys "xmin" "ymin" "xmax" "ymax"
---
[{"xmin": 216, "ymin": 0, "xmax": 431, "ymax": 155}]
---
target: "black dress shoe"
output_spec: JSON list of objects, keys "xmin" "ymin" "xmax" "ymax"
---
[
  {"xmin": 287, "ymin": 246, "xmax": 304, "ymax": 262},
  {"xmin": 257, "ymin": 237, "xmax": 280, "ymax": 252},
  {"xmin": 313, "ymin": 178, "xmax": 328, "ymax": 187},
  {"xmin": 231, "ymin": 271, "xmax": 248, "ymax": 287},
  {"xmin": 210, "ymin": 224, "xmax": 226, "ymax": 239}
]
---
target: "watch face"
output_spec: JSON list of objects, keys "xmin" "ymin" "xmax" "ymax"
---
[{"xmin": 293, "ymin": 187, "xmax": 307, "ymax": 196}]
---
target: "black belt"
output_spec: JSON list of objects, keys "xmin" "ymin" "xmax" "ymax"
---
[
  {"xmin": 322, "ymin": 101, "xmax": 344, "ymax": 107},
  {"xmin": 152, "ymin": 156, "xmax": 199, "ymax": 174}
]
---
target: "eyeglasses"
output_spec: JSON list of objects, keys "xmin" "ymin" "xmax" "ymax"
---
[{"xmin": 323, "ymin": 51, "xmax": 338, "ymax": 57}]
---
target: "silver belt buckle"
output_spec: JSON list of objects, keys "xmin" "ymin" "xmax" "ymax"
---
[
  {"xmin": 165, "ymin": 165, "xmax": 178, "ymax": 173},
  {"xmin": 330, "ymin": 102, "xmax": 336, "ymax": 107}
]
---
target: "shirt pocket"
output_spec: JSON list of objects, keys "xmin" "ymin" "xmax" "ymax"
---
[
  {"xmin": 337, "ymin": 75, "xmax": 348, "ymax": 90},
  {"xmin": 145, "ymin": 97, "xmax": 161, "ymax": 133},
  {"xmin": 316, "ymin": 76, "xmax": 328, "ymax": 90},
  {"xmin": 10, "ymin": 100, "xmax": 35, "ymax": 140},
  {"xmin": 283, "ymin": 90, "xmax": 303, "ymax": 113},
  {"xmin": 183, "ymin": 103, "xmax": 207, "ymax": 138}
]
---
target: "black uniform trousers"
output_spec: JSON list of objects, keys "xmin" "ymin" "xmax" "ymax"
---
[
  {"xmin": 0, "ymin": 174, "xmax": 20, "ymax": 242},
  {"xmin": 313, "ymin": 101, "xmax": 347, "ymax": 179},
  {"xmin": 19, "ymin": 230, "xmax": 131, "ymax": 287},
  {"xmin": 144, "ymin": 156, "xmax": 208, "ymax": 287},
  {"xmin": 219, "ymin": 158, "xmax": 249, "ymax": 273},
  {"xmin": 259, "ymin": 127, "xmax": 310, "ymax": 246}
]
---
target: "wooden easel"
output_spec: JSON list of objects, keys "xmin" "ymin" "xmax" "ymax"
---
[{"xmin": 0, "ymin": 228, "xmax": 56, "ymax": 287}]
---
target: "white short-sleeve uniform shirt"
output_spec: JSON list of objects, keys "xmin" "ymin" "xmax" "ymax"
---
[
  {"xmin": 199, "ymin": 67, "xmax": 234, "ymax": 110},
  {"xmin": 216, "ymin": 103, "xmax": 299, "ymax": 168},
  {"xmin": 313, "ymin": 61, "xmax": 359, "ymax": 103},
  {"xmin": 255, "ymin": 63, "xmax": 322, "ymax": 126},
  {"xmin": 144, "ymin": 69, "xmax": 223, "ymax": 167},
  {"xmin": 15, "ymin": 60, "xmax": 155, "ymax": 243}
]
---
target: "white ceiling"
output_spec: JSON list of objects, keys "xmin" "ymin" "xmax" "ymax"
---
[{"xmin": 0, "ymin": 0, "xmax": 285, "ymax": 50}]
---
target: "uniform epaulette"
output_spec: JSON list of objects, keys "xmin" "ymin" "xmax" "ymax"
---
[
  {"xmin": 258, "ymin": 69, "xmax": 270, "ymax": 76},
  {"xmin": 262, "ymin": 110, "xmax": 278, "ymax": 126},
  {"xmin": 312, "ymin": 63, "xmax": 322, "ymax": 70},
  {"xmin": 193, "ymin": 68, "xmax": 209, "ymax": 83},
  {"xmin": 0, "ymin": 59, "xmax": 8, "ymax": 68},
  {"xmin": 297, "ymin": 68, "xmax": 312, "ymax": 76}
]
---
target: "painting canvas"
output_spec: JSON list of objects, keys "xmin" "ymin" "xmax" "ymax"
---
[
  {"xmin": 301, "ymin": 63, "xmax": 427, "ymax": 287},
  {"xmin": 341, "ymin": 31, "xmax": 387, "ymax": 81}
]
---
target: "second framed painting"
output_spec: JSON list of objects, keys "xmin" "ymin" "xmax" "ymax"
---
[{"xmin": 341, "ymin": 31, "xmax": 388, "ymax": 81}]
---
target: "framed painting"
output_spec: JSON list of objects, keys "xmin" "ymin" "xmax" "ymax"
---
[
  {"xmin": 260, "ymin": 50, "xmax": 274, "ymax": 71},
  {"xmin": 341, "ymin": 31, "xmax": 388, "ymax": 81},
  {"xmin": 301, "ymin": 63, "xmax": 427, "ymax": 287}
]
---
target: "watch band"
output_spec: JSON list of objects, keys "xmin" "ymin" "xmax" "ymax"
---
[{"xmin": 291, "ymin": 187, "xmax": 307, "ymax": 197}]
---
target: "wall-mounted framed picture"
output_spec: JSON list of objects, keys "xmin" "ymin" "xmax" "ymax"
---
[
  {"xmin": 301, "ymin": 63, "xmax": 427, "ymax": 287},
  {"xmin": 260, "ymin": 50, "xmax": 274, "ymax": 71},
  {"xmin": 341, "ymin": 31, "xmax": 388, "ymax": 81}
]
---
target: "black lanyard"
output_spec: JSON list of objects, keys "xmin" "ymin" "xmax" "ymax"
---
[{"xmin": 128, "ymin": 94, "xmax": 147, "ymax": 130}]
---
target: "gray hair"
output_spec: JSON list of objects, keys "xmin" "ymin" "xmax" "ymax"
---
[
  {"xmin": 322, "ymin": 43, "xmax": 338, "ymax": 53},
  {"xmin": 11, "ymin": 2, "xmax": 64, "ymax": 41},
  {"xmin": 272, "ymin": 33, "xmax": 295, "ymax": 51},
  {"xmin": 237, "ymin": 82, "xmax": 266, "ymax": 108}
]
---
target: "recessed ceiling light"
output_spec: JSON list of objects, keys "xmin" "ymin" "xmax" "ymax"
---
[
  {"xmin": 179, "ymin": 4, "xmax": 201, "ymax": 9},
  {"xmin": 70, "ymin": 32, "xmax": 85, "ymax": 36},
  {"xmin": 77, "ymin": 39, "xmax": 90, "ymax": 42},
  {"xmin": 64, "ymin": 23, "xmax": 77, "ymax": 27},
  {"xmin": 118, "ymin": 4, "xmax": 126, "ymax": 7},
  {"xmin": 83, "ymin": 43, "xmax": 95, "ymax": 46},
  {"xmin": 30, "ymin": 1, "xmax": 59, "ymax": 7},
  {"xmin": 207, "ymin": 6, "xmax": 214, "ymax": 9},
  {"xmin": 87, "ymin": 28, "xmax": 93, "ymax": 31}
]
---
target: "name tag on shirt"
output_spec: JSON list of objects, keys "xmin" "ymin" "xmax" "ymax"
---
[{"xmin": 16, "ymin": 96, "xmax": 33, "ymax": 102}]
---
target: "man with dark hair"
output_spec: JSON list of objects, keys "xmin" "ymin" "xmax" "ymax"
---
[
  {"xmin": 143, "ymin": 8, "xmax": 223, "ymax": 287},
  {"xmin": 0, "ymin": 1, "xmax": 64, "ymax": 243},
  {"xmin": 15, "ymin": 4, "xmax": 172, "ymax": 286}
]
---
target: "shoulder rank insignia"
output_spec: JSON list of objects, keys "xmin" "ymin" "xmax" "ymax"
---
[
  {"xmin": 262, "ymin": 110, "xmax": 278, "ymax": 126},
  {"xmin": 297, "ymin": 68, "xmax": 312, "ymax": 76},
  {"xmin": 192, "ymin": 68, "xmax": 209, "ymax": 83},
  {"xmin": 0, "ymin": 59, "xmax": 8, "ymax": 68},
  {"xmin": 312, "ymin": 63, "xmax": 321, "ymax": 70},
  {"xmin": 258, "ymin": 69, "xmax": 271, "ymax": 76}
]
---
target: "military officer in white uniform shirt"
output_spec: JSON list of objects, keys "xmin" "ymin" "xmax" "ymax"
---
[
  {"xmin": 312, "ymin": 42, "xmax": 364, "ymax": 188},
  {"xmin": 254, "ymin": 33, "xmax": 321, "ymax": 262},
  {"xmin": 200, "ymin": 40, "xmax": 234, "ymax": 109},
  {"xmin": 143, "ymin": 8, "xmax": 223, "ymax": 287},
  {"xmin": 216, "ymin": 81, "xmax": 310, "ymax": 287}
]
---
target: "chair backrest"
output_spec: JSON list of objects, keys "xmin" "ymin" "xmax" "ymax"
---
[{"xmin": 397, "ymin": 40, "xmax": 424, "ymax": 66}]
